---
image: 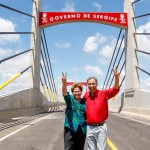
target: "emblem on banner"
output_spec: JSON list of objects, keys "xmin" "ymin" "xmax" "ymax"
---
[
  {"xmin": 42, "ymin": 13, "xmax": 48, "ymax": 23},
  {"xmin": 120, "ymin": 14, "xmax": 126, "ymax": 24}
]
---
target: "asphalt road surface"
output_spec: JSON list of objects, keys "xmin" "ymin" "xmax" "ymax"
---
[{"xmin": 0, "ymin": 110, "xmax": 150, "ymax": 150}]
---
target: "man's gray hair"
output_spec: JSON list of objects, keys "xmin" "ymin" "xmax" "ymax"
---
[{"xmin": 87, "ymin": 76, "xmax": 98, "ymax": 84}]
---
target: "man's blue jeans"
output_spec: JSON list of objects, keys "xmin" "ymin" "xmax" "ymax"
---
[{"xmin": 87, "ymin": 123, "xmax": 107, "ymax": 150}]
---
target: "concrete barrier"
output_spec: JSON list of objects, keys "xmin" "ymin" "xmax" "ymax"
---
[
  {"xmin": 109, "ymin": 89, "xmax": 150, "ymax": 118},
  {"xmin": 0, "ymin": 88, "xmax": 51, "ymax": 121}
]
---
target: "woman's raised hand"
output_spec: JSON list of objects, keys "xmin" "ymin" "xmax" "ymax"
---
[{"xmin": 62, "ymin": 72, "xmax": 67, "ymax": 84}]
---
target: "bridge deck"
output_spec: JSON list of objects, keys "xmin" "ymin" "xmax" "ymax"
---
[{"xmin": 0, "ymin": 108, "xmax": 150, "ymax": 150}]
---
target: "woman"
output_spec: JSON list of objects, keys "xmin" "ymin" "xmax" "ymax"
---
[{"xmin": 62, "ymin": 72, "xmax": 86, "ymax": 150}]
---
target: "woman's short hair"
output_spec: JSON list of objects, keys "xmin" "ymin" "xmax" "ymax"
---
[{"xmin": 71, "ymin": 82, "xmax": 83, "ymax": 92}]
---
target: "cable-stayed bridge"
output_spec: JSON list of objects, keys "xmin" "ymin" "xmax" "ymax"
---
[{"xmin": 0, "ymin": 0, "xmax": 150, "ymax": 149}]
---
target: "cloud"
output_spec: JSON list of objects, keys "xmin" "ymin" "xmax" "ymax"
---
[
  {"xmin": 98, "ymin": 36, "xmax": 125, "ymax": 65},
  {"xmin": 136, "ymin": 21, "xmax": 150, "ymax": 53},
  {"xmin": 99, "ymin": 45, "xmax": 114, "ymax": 58},
  {"xmin": 98, "ymin": 58, "xmax": 110, "ymax": 65},
  {"xmin": 84, "ymin": 65, "xmax": 103, "ymax": 77},
  {"xmin": 136, "ymin": 21, "xmax": 150, "ymax": 90},
  {"xmin": 83, "ymin": 33, "xmax": 106, "ymax": 53},
  {"xmin": 140, "ymin": 78, "xmax": 150, "ymax": 90},
  {"xmin": 61, "ymin": 2, "xmax": 75, "ymax": 12},
  {"xmin": 138, "ymin": 21, "xmax": 150, "ymax": 33},
  {"xmin": 0, "ymin": 48, "xmax": 14, "ymax": 59},
  {"xmin": 98, "ymin": 38, "xmax": 116, "ymax": 58},
  {"xmin": 0, "ymin": 51, "xmax": 30, "ymax": 95},
  {"xmin": 93, "ymin": 2, "xmax": 102, "ymax": 11},
  {"xmin": 0, "ymin": 17, "xmax": 20, "ymax": 45},
  {"xmin": 55, "ymin": 41, "xmax": 71, "ymax": 49},
  {"xmin": 0, "ymin": 52, "xmax": 30, "ymax": 78}
]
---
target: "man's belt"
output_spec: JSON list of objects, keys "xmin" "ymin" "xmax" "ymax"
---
[{"xmin": 87, "ymin": 122, "xmax": 105, "ymax": 127}]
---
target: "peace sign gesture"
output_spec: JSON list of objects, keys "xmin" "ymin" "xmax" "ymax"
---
[
  {"xmin": 113, "ymin": 66, "xmax": 120, "ymax": 89},
  {"xmin": 62, "ymin": 72, "xmax": 67, "ymax": 96},
  {"xmin": 62, "ymin": 72, "xmax": 67, "ymax": 84},
  {"xmin": 113, "ymin": 66, "xmax": 120, "ymax": 78}
]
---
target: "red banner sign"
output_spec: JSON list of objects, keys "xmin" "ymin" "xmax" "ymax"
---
[{"xmin": 39, "ymin": 12, "xmax": 128, "ymax": 29}]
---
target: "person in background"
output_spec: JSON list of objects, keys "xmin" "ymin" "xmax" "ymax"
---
[
  {"xmin": 84, "ymin": 66, "xmax": 120, "ymax": 150},
  {"xmin": 62, "ymin": 72, "xmax": 86, "ymax": 150}
]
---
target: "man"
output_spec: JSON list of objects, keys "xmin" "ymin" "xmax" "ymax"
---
[{"xmin": 84, "ymin": 66, "xmax": 120, "ymax": 150}]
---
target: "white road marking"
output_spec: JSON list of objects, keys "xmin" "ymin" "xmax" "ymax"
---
[{"xmin": 0, "ymin": 114, "xmax": 51, "ymax": 142}]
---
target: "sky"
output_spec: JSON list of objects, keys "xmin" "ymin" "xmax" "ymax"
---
[{"xmin": 0, "ymin": 0, "xmax": 150, "ymax": 101}]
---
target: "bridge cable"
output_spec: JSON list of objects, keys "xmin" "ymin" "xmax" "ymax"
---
[
  {"xmin": 133, "ymin": 9, "xmax": 150, "ymax": 79},
  {"xmin": 0, "ymin": 66, "xmax": 31, "ymax": 90},
  {"xmin": 108, "ymin": 48, "xmax": 125, "ymax": 88},
  {"xmin": 41, "ymin": 36, "xmax": 55, "ymax": 95},
  {"xmin": 0, "ymin": 32, "xmax": 34, "ymax": 34},
  {"xmin": 40, "ymin": 63, "xmax": 51, "ymax": 100},
  {"xmin": 42, "ymin": 30, "xmax": 58, "ymax": 103},
  {"xmin": 0, "ymin": 49, "xmax": 33, "ymax": 64},
  {"xmin": 105, "ymin": 34, "xmax": 125, "ymax": 89},
  {"xmin": 132, "ymin": 0, "xmax": 141, "ymax": 4},
  {"xmin": 134, "ymin": 13, "xmax": 150, "ymax": 19},
  {"xmin": 102, "ymin": 29, "xmax": 123, "ymax": 90},
  {"xmin": 136, "ymin": 67, "xmax": 150, "ymax": 76},
  {"xmin": 40, "ymin": 77, "xmax": 48, "ymax": 99},
  {"xmin": 41, "ymin": 47, "xmax": 55, "ymax": 102},
  {"xmin": 41, "ymin": 36, "xmax": 56, "ymax": 103},
  {"xmin": 0, "ymin": 4, "xmax": 34, "ymax": 18},
  {"xmin": 42, "ymin": 30, "xmax": 57, "ymax": 93},
  {"xmin": 136, "ymin": 49, "xmax": 150, "ymax": 55},
  {"xmin": 109, "ymin": 61, "xmax": 125, "ymax": 89}
]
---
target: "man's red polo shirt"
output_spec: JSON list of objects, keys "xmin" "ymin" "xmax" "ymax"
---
[{"xmin": 84, "ymin": 87, "xmax": 119, "ymax": 124}]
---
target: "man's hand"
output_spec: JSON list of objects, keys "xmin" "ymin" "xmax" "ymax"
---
[
  {"xmin": 113, "ymin": 66, "xmax": 120, "ymax": 89},
  {"xmin": 113, "ymin": 66, "xmax": 120, "ymax": 79}
]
